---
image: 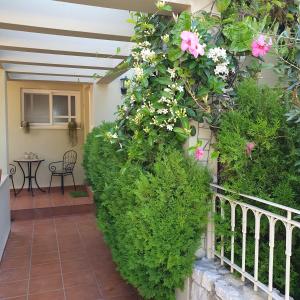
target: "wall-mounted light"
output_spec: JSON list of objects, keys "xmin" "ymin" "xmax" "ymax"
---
[{"xmin": 120, "ymin": 76, "xmax": 128, "ymax": 95}]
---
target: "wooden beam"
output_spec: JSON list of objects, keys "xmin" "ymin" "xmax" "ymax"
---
[
  {"xmin": 97, "ymin": 61, "xmax": 128, "ymax": 84},
  {"xmin": 0, "ymin": 60, "xmax": 113, "ymax": 70},
  {"xmin": 55, "ymin": 0, "xmax": 191, "ymax": 14},
  {"xmin": 1, "ymin": 1, "xmax": 133, "ymax": 41},
  {"xmin": 0, "ymin": 45, "xmax": 128, "ymax": 59},
  {"xmin": 0, "ymin": 22, "xmax": 131, "ymax": 42},
  {"xmin": 3, "ymin": 64, "xmax": 106, "ymax": 77}
]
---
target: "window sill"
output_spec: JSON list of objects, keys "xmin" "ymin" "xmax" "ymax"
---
[{"xmin": 20, "ymin": 126, "xmax": 81, "ymax": 130}]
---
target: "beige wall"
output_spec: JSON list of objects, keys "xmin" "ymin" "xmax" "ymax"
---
[
  {"xmin": 92, "ymin": 71, "xmax": 133, "ymax": 126},
  {"xmin": 0, "ymin": 68, "xmax": 8, "ymax": 174},
  {"xmin": 92, "ymin": 79, "xmax": 123, "ymax": 126},
  {"xmin": 7, "ymin": 80, "xmax": 91, "ymax": 189}
]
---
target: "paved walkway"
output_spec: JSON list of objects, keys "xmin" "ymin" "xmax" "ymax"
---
[{"xmin": 0, "ymin": 213, "xmax": 141, "ymax": 300}]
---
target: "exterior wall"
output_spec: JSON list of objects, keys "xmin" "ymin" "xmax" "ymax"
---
[
  {"xmin": 0, "ymin": 68, "xmax": 8, "ymax": 173},
  {"xmin": 92, "ymin": 71, "xmax": 133, "ymax": 126},
  {"xmin": 7, "ymin": 80, "xmax": 91, "ymax": 188},
  {"xmin": 0, "ymin": 176, "xmax": 10, "ymax": 261}
]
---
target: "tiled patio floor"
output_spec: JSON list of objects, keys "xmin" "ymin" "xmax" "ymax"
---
[
  {"xmin": 0, "ymin": 213, "xmax": 141, "ymax": 300},
  {"xmin": 10, "ymin": 187, "xmax": 95, "ymax": 220}
]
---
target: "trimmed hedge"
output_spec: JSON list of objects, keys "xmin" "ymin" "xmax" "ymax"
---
[{"xmin": 83, "ymin": 124, "xmax": 211, "ymax": 300}]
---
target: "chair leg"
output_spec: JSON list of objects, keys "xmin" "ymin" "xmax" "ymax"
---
[
  {"xmin": 48, "ymin": 174, "xmax": 53, "ymax": 193},
  {"xmin": 71, "ymin": 173, "xmax": 76, "ymax": 191},
  {"xmin": 61, "ymin": 175, "xmax": 64, "ymax": 194}
]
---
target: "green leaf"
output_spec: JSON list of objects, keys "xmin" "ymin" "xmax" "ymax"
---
[
  {"xmin": 216, "ymin": 0, "xmax": 231, "ymax": 12},
  {"xmin": 162, "ymin": 4, "xmax": 173, "ymax": 11},
  {"xmin": 223, "ymin": 22, "xmax": 254, "ymax": 52},
  {"xmin": 168, "ymin": 47, "xmax": 184, "ymax": 62},
  {"xmin": 156, "ymin": 77, "xmax": 173, "ymax": 86},
  {"xmin": 211, "ymin": 151, "xmax": 220, "ymax": 160}
]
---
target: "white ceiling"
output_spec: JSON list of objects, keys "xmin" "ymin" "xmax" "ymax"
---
[{"xmin": 0, "ymin": 0, "xmax": 190, "ymax": 84}]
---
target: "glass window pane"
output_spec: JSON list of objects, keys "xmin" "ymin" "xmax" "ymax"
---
[
  {"xmin": 71, "ymin": 96, "xmax": 76, "ymax": 116},
  {"xmin": 24, "ymin": 93, "xmax": 50, "ymax": 123},
  {"xmin": 53, "ymin": 117, "xmax": 69, "ymax": 123},
  {"xmin": 53, "ymin": 95, "xmax": 68, "ymax": 116}
]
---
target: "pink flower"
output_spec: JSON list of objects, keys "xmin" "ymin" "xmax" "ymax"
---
[
  {"xmin": 251, "ymin": 35, "xmax": 272, "ymax": 57},
  {"xmin": 246, "ymin": 142, "xmax": 255, "ymax": 157},
  {"xmin": 195, "ymin": 147, "xmax": 205, "ymax": 161},
  {"xmin": 190, "ymin": 42, "xmax": 206, "ymax": 58},
  {"xmin": 181, "ymin": 31, "xmax": 205, "ymax": 58}
]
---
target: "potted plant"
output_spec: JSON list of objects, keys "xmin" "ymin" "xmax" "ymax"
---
[
  {"xmin": 68, "ymin": 120, "xmax": 78, "ymax": 146},
  {"xmin": 21, "ymin": 121, "xmax": 30, "ymax": 133}
]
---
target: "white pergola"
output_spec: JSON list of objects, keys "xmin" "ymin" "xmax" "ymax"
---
[{"xmin": 0, "ymin": 0, "xmax": 192, "ymax": 84}]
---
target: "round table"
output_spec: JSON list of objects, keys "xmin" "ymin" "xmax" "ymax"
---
[{"xmin": 14, "ymin": 158, "xmax": 45, "ymax": 196}]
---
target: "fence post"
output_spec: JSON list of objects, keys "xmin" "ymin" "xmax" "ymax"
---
[{"xmin": 184, "ymin": 121, "xmax": 217, "ymax": 259}]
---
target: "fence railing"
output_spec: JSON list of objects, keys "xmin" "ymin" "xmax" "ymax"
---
[{"xmin": 208, "ymin": 184, "xmax": 300, "ymax": 300}]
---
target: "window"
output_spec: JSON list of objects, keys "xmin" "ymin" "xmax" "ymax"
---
[{"xmin": 22, "ymin": 89, "xmax": 80, "ymax": 128}]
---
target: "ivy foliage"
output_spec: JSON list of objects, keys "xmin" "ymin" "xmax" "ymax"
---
[{"xmin": 216, "ymin": 79, "xmax": 300, "ymax": 298}]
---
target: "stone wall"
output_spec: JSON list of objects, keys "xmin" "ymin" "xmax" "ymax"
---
[{"xmin": 190, "ymin": 259, "xmax": 286, "ymax": 300}]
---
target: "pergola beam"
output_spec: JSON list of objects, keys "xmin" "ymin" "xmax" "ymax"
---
[
  {"xmin": 8, "ymin": 73, "xmax": 94, "ymax": 83},
  {"xmin": 3, "ymin": 64, "xmax": 106, "ymax": 77},
  {"xmin": 55, "ymin": 0, "xmax": 191, "ymax": 14},
  {"xmin": 0, "ymin": 50, "xmax": 122, "ymax": 70},
  {"xmin": 1, "ymin": 0, "xmax": 133, "ymax": 42},
  {"xmin": 0, "ymin": 29, "xmax": 133, "ymax": 59},
  {"xmin": 0, "ymin": 22, "xmax": 131, "ymax": 42}
]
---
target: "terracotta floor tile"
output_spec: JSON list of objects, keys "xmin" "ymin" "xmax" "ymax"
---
[
  {"xmin": 32, "ymin": 242, "xmax": 58, "ymax": 255},
  {"xmin": 72, "ymin": 197, "xmax": 93, "ymax": 205},
  {"xmin": 0, "ymin": 279, "xmax": 28, "ymax": 298},
  {"xmin": 0, "ymin": 267, "xmax": 29, "ymax": 283},
  {"xmin": 3, "ymin": 245, "xmax": 31, "ymax": 259},
  {"xmin": 13, "ymin": 198, "xmax": 34, "ymax": 210},
  {"xmin": 63, "ymin": 271, "xmax": 96, "ymax": 288},
  {"xmin": 61, "ymin": 258, "xmax": 91, "ymax": 274},
  {"xmin": 28, "ymin": 290, "xmax": 65, "ymax": 300},
  {"xmin": 3, "ymin": 296, "xmax": 27, "ymax": 300},
  {"xmin": 65, "ymin": 283, "xmax": 102, "ymax": 300},
  {"xmin": 3, "ymin": 213, "xmax": 141, "ymax": 300},
  {"xmin": 29, "ymin": 273, "xmax": 63, "ymax": 294},
  {"xmin": 34, "ymin": 197, "xmax": 52, "ymax": 208},
  {"xmin": 31, "ymin": 251, "xmax": 59, "ymax": 266},
  {"xmin": 0, "ymin": 255, "xmax": 30, "ymax": 270},
  {"xmin": 30, "ymin": 261, "xmax": 61, "ymax": 278},
  {"xmin": 59, "ymin": 248, "xmax": 87, "ymax": 262}
]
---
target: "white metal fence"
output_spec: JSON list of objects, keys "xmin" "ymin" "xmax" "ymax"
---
[{"xmin": 208, "ymin": 184, "xmax": 300, "ymax": 300}]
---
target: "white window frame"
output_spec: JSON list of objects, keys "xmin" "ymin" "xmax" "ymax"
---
[{"xmin": 21, "ymin": 89, "xmax": 81, "ymax": 129}]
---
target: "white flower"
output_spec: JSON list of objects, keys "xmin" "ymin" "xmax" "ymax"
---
[
  {"xmin": 166, "ymin": 124, "xmax": 174, "ymax": 131},
  {"xmin": 106, "ymin": 132, "xmax": 118, "ymax": 139},
  {"xmin": 214, "ymin": 63, "xmax": 229, "ymax": 80},
  {"xmin": 177, "ymin": 86, "xmax": 184, "ymax": 93},
  {"xmin": 167, "ymin": 68, "xmax": 176, "ymax": 79},
  {"xmin": 134, "ymin": 66, "xmax": 144, "ymax": 80},
  {"xmin": 207, "ymin": 47, "xmax": 227, "ymax": 63},
  {"xmin": 162, "ymin": 34, "xmax": 169, "ymax": 43},
  {"xmin": 156, "ymin": 0, "xmax": 166, "ymax": 9},
  {"xmin": 157, "ymin": 108, "xmax": 169, "ymax": 115},
  {"xmin": 141, "ymin": 48, "xmax": 156, "ymax": 62}
]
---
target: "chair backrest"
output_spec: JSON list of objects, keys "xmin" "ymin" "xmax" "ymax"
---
[
  {"xmin": 8, "ymin": 164, "xmax": 16, "ymax": 177},
  {"xmin": 63, "ymin": 150, "xmax": 77, "ymax": 172}
]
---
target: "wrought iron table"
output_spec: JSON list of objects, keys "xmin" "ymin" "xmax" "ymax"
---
[{"xmin": 14, "ymin": 158, "xmax": 45, "ymax": 196}]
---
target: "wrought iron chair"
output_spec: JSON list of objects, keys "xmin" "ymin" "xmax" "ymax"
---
[
  {"xmin": 9, "ymin": 164, "xmax": 17, "ymax": 196},
  {"xmin": 48, "ymin": 150, "xmax": 77, "ymax": 194}
]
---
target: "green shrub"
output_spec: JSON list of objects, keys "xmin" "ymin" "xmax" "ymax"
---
[
  {"xmin": 83, "ymin": 122, "xmax": 126, "ymax": 208},
  {"xmin": 83, "ymin": 130, "xmax": 212, "ymax": 299},
  {"xmin": 216, "ymin": 79, "xmax": 300, "ymax": 297},
  {"xmin": 110, "ymin": 150, "xmax": 211, "ymax": 300}
]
